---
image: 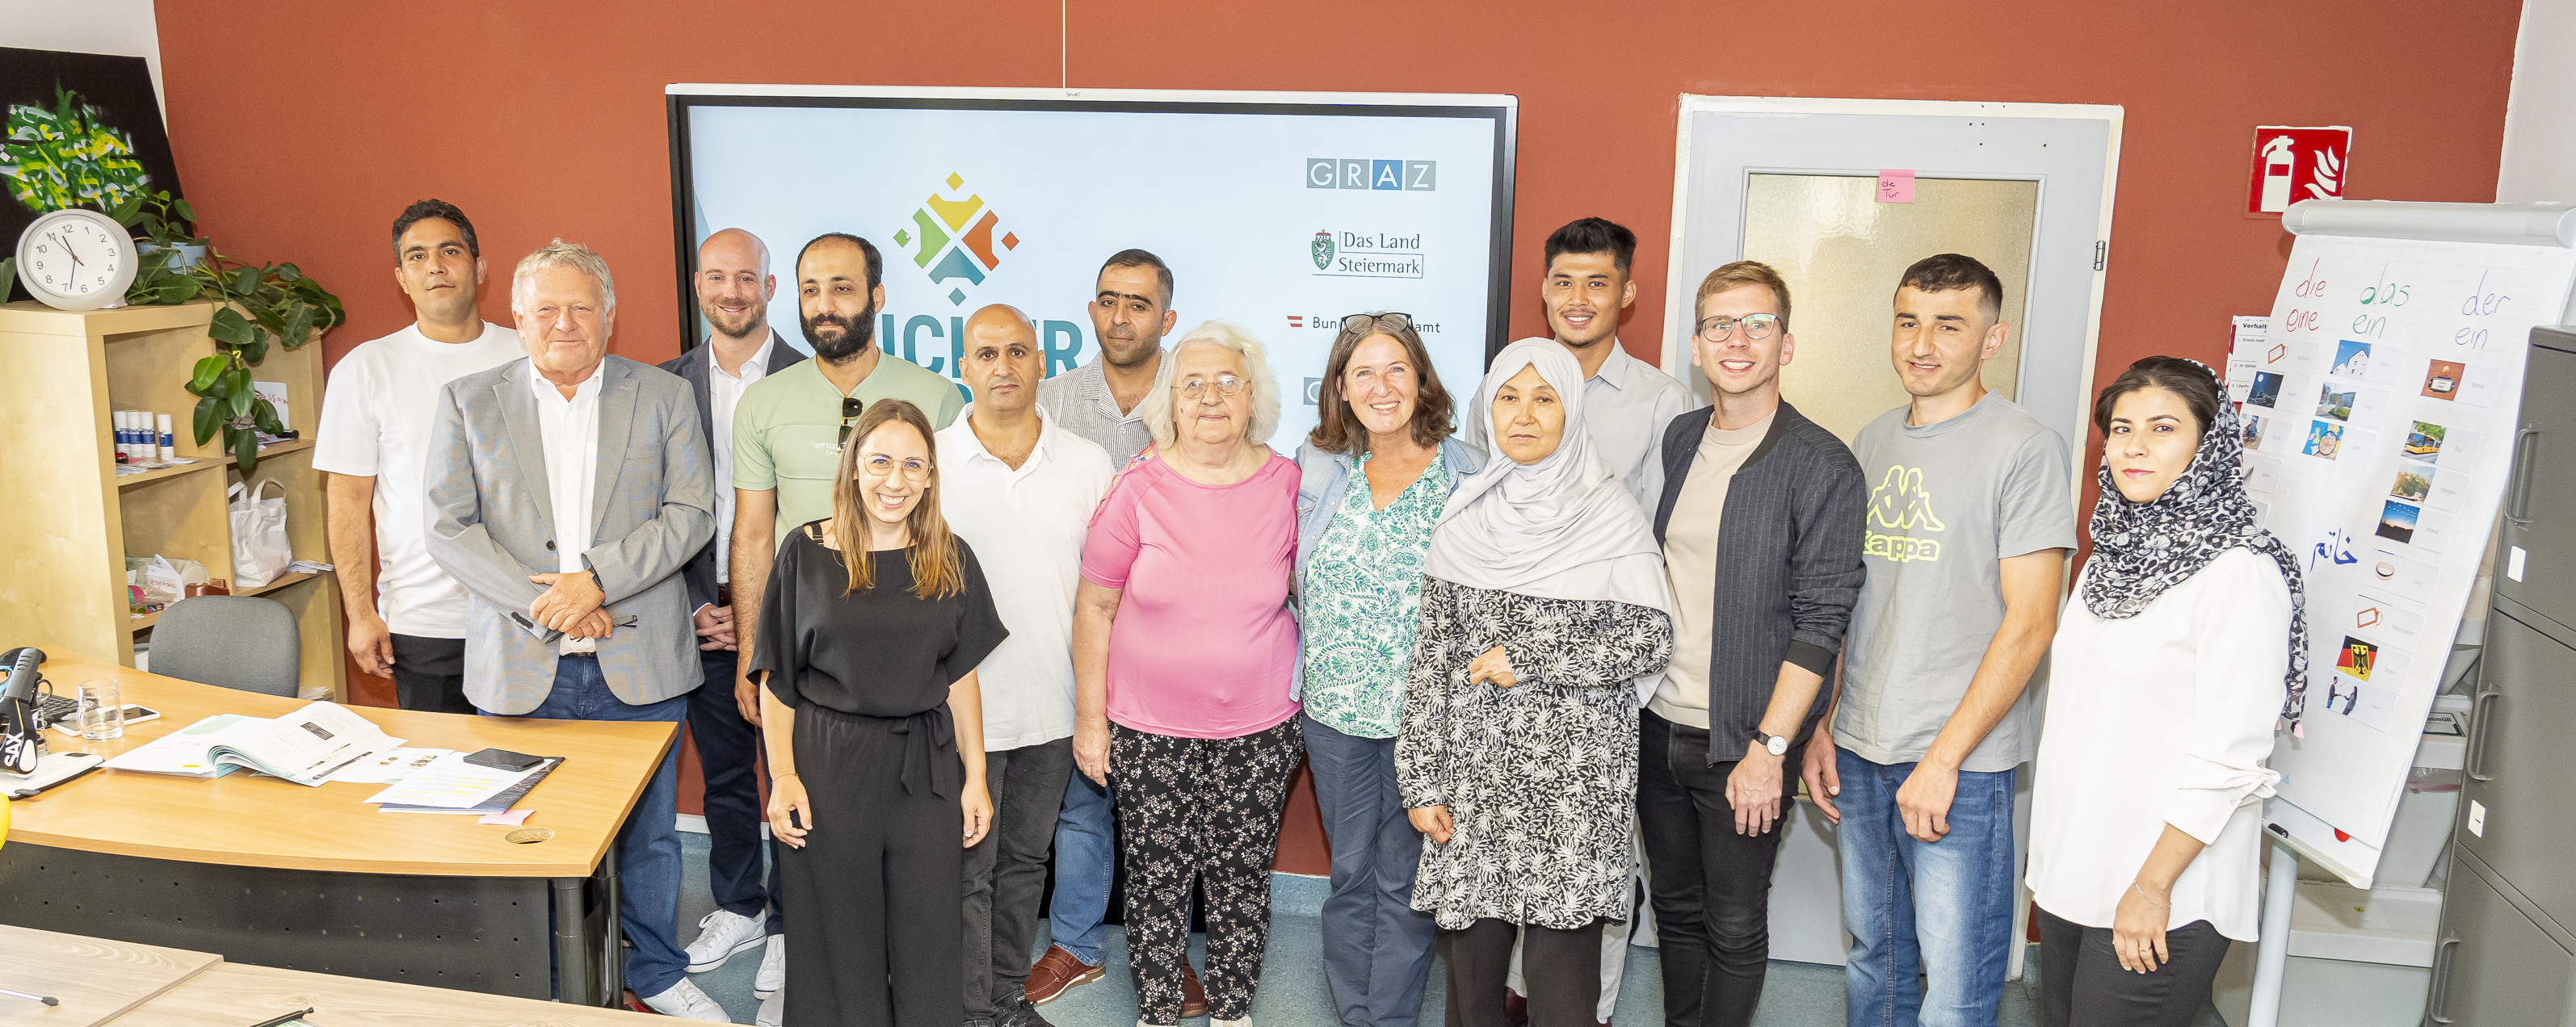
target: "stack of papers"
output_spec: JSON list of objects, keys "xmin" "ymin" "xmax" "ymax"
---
[
  {"xmin": 366, "ymin": 752, "xmax": 560, "ymax": 815},
  {"xmin": 104, "ymin": 703, "xmax": 404, "ymax": 786}
]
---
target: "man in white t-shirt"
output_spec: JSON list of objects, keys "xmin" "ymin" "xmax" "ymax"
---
[
  {"xmin": 314, "ymin": 200, "xmax": 524, "ymax": 713},
  {"xmin": 939, "ymin": 304, "xmax": 1113, "ymax": 1027}
]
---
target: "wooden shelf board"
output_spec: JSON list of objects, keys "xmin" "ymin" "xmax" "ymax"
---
[
  {"xmin": 0, "ymin": 299, "xmax": 217, "ymax": 337},
  {"xmin": 124, "ymin": 569, "xmax": 330, "ymax": 632},
  {"xmin": 237, "ymin": 569, "xmax": 325, "ymax": 597},
  {"xmin": 114, "ymin": 458, "xmax": 223, "ymax": 489}
]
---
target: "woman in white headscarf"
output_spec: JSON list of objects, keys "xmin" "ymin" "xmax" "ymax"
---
[{"xmin": 1396, "ymin": 339, "xmax": 1675, "ymax": 1027}]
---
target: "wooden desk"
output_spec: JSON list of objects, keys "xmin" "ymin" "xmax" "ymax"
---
[
  {"xmin": 0, "ymin": 648, "xmax": 678, "ymax": 1005},
  {"xmin": 0, "ymin": 924, "xmax": 219, "ymax": 1027},
  {"xmin": 109, "ymin": 962, "xmax": 662, "ymax": 1027}
]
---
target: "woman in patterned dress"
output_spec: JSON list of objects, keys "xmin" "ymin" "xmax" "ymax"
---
[
  {"xmin": 1398, "ymin": 338, "xmax": 1676, "ymax": 1027},
  {"xmin": 1292, "ymin": 312, "xmax": 1483, "ymax": 1027}
]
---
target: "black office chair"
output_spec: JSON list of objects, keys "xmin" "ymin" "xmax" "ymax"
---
[{"xmin": 150, "ymin": 595, "xmax": 300, "ymax": 697}]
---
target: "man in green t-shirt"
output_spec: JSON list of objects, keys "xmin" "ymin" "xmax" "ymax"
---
[{"xmin": 728, "ymin": 232, "xmax": 965, "ymax": 701}]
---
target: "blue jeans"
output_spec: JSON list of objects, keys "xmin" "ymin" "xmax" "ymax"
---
[
  {"xmin": 1303, "ymin": 715, "xmax": 1436, "ymax": 1027},
  {"xmin": 486, "ymin": 654, "xmax": 691, "ymax": 999},
  {"xmin": 1048, "ymin": 764, "xmax": 1116, "ymax": 966},
  {"xmin": 1834, "ymin": 749, "xmax": 2017, "ymax": 1027}
]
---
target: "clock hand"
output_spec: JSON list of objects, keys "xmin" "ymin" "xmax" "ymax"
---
[{"xmin": 49, "ymin": 233, "xmax": 84, "ymax": 268}]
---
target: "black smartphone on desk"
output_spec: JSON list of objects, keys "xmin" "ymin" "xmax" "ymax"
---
[{"xmin": 463, "ymin": 748, "xmax": 546, "ymax": 772}]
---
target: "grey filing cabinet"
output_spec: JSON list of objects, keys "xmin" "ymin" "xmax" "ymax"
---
[{"xmin": 2427, "ymin": 325, "xmax": 2576, "ymax": 1025}]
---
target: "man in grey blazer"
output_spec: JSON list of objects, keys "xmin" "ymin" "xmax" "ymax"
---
[
  {"xmin": 657, "ymin": 228, "xmax": 804, "ymax": 1018},
  {"xmin": 425, "ymin": 239, "xmax": 725, "ymax": 1021}
]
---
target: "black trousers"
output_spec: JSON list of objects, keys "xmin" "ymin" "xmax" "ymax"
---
[
  {"xmin": 2036, "ymin": 905, "xmax": 2231, "ymax": 1027},
  {"xmin": 1445, "ymin": 918, "xmax": 1602, "ymax": 1027},
  {"xmin": 1111, "ymin": 719, "xmax": 1305, "ymax": 1025},
  {"xmin": 388, "ymin": 635, "xmax": 473, "ymax": 714},
  {"xmin": 690, "ymin": 648, "xmax": 784, "ymax": 933},
  {"xmin": 782, "ymin": 705, "xmax": 963, "ymax": 1027},
  {"xmin": 1637, "ymin": 711, "xmax": 1790, "ymax": 1027},
  {"xmin": 963, "ymin": 737, "xmax": 1074, "ymax": 1020}
]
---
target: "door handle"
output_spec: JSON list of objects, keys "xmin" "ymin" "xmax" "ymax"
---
[
  {"xmin": 2468, "ymin": 688, "xmax": 2502, "ymax": 782},
  {"xmin": 2506, "ymin": 426, "xmax": 2541, "ymax": 525},
  {"xmin": 2426, "ymin": 935, "xmax": 2462, "ymax": 1023}
]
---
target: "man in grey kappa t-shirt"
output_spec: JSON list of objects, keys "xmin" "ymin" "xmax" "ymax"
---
[{"xmin": 1801, "ymin": 254, "xmax": 2074, "ymax": 1027}]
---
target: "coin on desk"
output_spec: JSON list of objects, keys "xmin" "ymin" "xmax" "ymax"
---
[{"xmin": 505, "ymin": 828, "xmax": 555, "ymax": 845}]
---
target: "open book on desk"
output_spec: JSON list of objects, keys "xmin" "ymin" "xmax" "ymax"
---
[{"xmin": 104, "ymin": 702, "xmax": 405, "ymax": 786}]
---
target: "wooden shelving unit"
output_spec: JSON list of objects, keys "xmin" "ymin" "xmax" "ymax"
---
[{"xmin": 0, "ymin": 300, "xmax": 345, "ymax": 701}]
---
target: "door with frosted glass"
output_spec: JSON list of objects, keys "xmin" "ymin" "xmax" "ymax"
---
[{"xmin": 1662, "ymin": 98, "xmax": 2120, "ymax": 463}]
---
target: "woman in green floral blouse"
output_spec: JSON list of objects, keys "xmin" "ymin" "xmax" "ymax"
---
[{"xmin": 1291, "ymin": 312, "xmax": 1483, "ymax": 1027}]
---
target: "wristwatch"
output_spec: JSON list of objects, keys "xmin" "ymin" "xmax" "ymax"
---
[{"xmin": 1750, "ymin": 730, "xmax": 1790, "ymax": 757}]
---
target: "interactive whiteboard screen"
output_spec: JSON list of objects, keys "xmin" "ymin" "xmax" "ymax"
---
[{"xmin": 666, "ymin": 86, "xmax": 1516, "ymax": 447}]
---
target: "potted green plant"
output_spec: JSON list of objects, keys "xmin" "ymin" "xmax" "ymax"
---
[{"xmin": 112, "ymin": 191, "xmax": 345, "ymax": 472}]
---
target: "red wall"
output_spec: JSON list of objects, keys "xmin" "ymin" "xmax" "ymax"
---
[{"xmin": 153, "ymin": 0, "xmax": 2521, "ymax": 875}]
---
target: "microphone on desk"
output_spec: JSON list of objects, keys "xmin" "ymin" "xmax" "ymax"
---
[{"xmin": 2, "ymin": 648, "xmax": 47, "ymax": 774}]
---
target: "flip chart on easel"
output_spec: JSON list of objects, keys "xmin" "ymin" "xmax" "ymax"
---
[{"xmin": 2238, "ymin": 201, "xmax": 2576, "ymax": 886}]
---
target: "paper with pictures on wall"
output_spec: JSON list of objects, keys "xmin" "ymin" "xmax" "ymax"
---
[{"xmin": 2239, "ymin": 232, "xmax": 2576, "ymax": 882}]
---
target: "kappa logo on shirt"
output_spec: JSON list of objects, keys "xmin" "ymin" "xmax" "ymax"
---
[{"xmin": 1863, "ymin": 464, "xmax": 1945, "ymax": 564}]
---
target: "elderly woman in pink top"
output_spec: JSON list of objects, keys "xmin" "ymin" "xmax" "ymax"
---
[{"xmin": 1071, "ymin": 321, "xmax": 1303, "ymax": 1027}]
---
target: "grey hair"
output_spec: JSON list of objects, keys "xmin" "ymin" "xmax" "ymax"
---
[
  {"xmin": 511, "ymin": 238, "xmax": 616, "ymax": 313},
  {"xmin": 701, "ymin": 227, "xmax": 770, "ymax": 277},
  {"xmin": 1141, "ymin": 320, "xmax": 1280, "ymax": 448}
]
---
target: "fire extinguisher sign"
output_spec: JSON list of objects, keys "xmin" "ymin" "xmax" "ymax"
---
[{"xmin": 2247, "ymin": 126, "xmax": 2353, "ymax": 216}]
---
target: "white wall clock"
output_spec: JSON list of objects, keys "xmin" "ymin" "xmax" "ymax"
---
[{"xmin": 15, "ymin": 207, "xmax": 137, "ymax": 311}]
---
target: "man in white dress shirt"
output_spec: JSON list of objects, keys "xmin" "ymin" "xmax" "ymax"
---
[
  {"xmin": 316, "ymin": 199, "xmax": 523, "ymax": 713},
  {"xmin": 940, "ymin": 304, "xmax": 1115, "ymax": 1027},
  {"xmin": 661, "ymin": 228, "xmax": 804, "ymax": 1025}
]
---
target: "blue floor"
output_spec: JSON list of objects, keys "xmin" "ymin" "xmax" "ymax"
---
[{"xmin": 674, "ymin": 831, "xmax": 2208, "ymax": 1027}]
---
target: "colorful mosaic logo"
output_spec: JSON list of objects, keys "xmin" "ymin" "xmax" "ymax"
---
[{"xmin": 894, "ymin": 173, "xmax": 1019, "ymax": 306}]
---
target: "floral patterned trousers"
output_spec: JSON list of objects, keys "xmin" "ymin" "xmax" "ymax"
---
[{"xmin": 1111, "ymin": 718, "xmax": 1306, "ymax": 1024}]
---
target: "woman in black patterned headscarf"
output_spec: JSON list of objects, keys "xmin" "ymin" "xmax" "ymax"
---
[{"xmin": 2025, "ymin": 356, "xmax": 2306, "ymax": 1027}]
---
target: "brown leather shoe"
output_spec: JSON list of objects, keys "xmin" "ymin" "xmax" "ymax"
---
[
  {"xmin": 1025, "ymin": 945, "xmax": 1104, "ymax": 1006},
  {"xmin": 1502, "ymin": 987, "xmax": 1528, "ymax": 1027},
  {"xmin": 1181, "ymin": 963, "xmax": 1209, "ymax": 1019}
]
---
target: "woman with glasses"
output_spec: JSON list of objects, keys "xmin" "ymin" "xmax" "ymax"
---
[
  {"xmin": 1400, "ymin": 339, "xmax": 1675, "ymax": 1027},
  {"xmin": 1072, "ymin": 321, "xmax": 1303, "ymax": 1027},
  {"xmin": 750, "ymin": 398, "xmax": 1010, "ymax": 1027},
  {"xmin": 1292, "ymin": 312, "xmax": 1481, "ymax": 1027}
]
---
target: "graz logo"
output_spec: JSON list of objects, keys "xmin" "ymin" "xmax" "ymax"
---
[
  {"xmin": 1305, "ymin": 158, "xmax": 1437, "ymax": 191},
  {"xmin": 1312, "ymin": 231, "xmax": 1334, "ymax": 270},
  {"xmin": 894, "ymin": 172, "xmax": 1018, "ymax": 307}
]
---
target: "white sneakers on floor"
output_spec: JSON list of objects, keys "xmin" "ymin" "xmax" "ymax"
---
[
  {"xmin": 683, "ymin": 908, "xmax": 771, "ymax": 974},
  {"xmin": 757, "ymin": 989, "xmax": 784, "ymax": 1027},
  {"xmin": 755, "ymin": 934, "xmax": 786, "ymax": 997},
  {"xmin": 641, "ymin": 979, "xmax": 732, "ymax": 1021}
]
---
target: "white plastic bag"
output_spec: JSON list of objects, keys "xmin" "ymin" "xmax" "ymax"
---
[{"xmin": 229, "ymin": 479, "xmax": 292, "ymax": 590}]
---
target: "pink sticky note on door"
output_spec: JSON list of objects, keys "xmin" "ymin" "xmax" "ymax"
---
[{"xmin": 1877, "ymin": 170, "xmax": 1916, "ymax": 203}]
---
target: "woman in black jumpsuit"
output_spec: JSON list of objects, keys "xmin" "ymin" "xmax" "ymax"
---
[{"xmin": 751, "ymin": 399, "xmax": 1006, "ymax": 1027}]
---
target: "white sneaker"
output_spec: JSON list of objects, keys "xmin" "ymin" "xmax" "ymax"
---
[
  {"xmin": 640, "ymin": 978, "xmax": 731, "ymax": 1021},
  {"xmin": 685, "ymin": 911, "xmax": 762, "ymax": 978},
  {"xmin": 757, "ymin": 989, "xmax": 784, "ymax": 1027},
  {"xmin": 683, "ymin": 908, "xmax": 769, "ymax": 974},
  {"xmin": 1214, "ymin": 1017, "xmax": 1255, "ymax": 1027},
  {"xmin": 754, "ymin": 933, "xmax": 786, "ymax": 998}
]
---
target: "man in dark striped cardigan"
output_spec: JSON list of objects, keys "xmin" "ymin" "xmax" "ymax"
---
[{"xmin": 1639, "ymin": 260, "xmax": 1867, "ymax": 1027}]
